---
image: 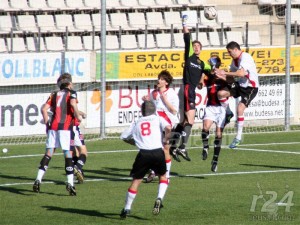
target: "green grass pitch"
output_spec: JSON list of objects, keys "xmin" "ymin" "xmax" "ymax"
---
[{"xmin": 0, "ymin": 132, "xmax": 299, "ymax": 225}]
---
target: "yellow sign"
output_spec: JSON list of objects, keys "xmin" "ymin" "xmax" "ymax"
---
[
  {"xmin": 119, "ymin": 51, "xmax": 184, "ymax": 79},
  {"xmin": 116, "ymin": 47, "xmax": 300, "ymax": 80},
  {"xmin": 212, "ymin": 47, "xmax": 300, "ymax": 75}
]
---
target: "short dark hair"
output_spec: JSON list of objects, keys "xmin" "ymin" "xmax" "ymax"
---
[
  {"xmin": 158, "ymin": 70, "xmax": 173, "ymax": 86},
  {"xmin": 192, "ymin": 40, "xmax": 202, "ymax": 50},
  {"xmin": 141, "ymin": 100, "xmax": 156, "ymax": 116},
  {"xmin": 226, "ymin": 41, "xmax": 241, "ymax": 50},
  {"xmin": 57, "ymin": 73, "xmax": 72, "ymax": 89}
]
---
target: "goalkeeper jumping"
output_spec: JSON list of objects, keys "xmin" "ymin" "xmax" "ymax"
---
[{"xmin": 171, "ymin": 14, "xmax": 211, "ymax": 162}]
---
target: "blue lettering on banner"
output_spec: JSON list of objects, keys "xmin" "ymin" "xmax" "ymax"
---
[
  {"xmin": 15, "ymin": 60, "xmax": 22, "ymax": 78},
  {"xmin": 76, "ymin": 58, "xmax": 84, "ymax": 76},
  {"xmin": 24, "ymin": 60, "xmax": 30, "ymax": 78},
  {"xmin": 42, "ymin": 59, "xmax": 50, "ymax": 77},
  {"xmin": 33, "ymin": 59, "xmax": 40, "ymax": 77},
  {"xmin": 65, "ymin": 58, "xmax": 84, "ymax": 76},
  {"xmin": 65, "ymin": 58, "xmax": 74, "ymax": 75},
  {"xmin": 3, "ymin": 60, "xmax": 13, "ymax": 78},
  {"xmin": 51, "ymin": 58, "xmax": 60, "ymax": 77},
  {"xmin": 1, "ymin": 57, "xmax": 85, "ymax": 79}
]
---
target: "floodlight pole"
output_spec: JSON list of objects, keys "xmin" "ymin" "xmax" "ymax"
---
[
  {"xmin": 100, "ymin": 0, "xmax": 106, "ymax": 138},
  {"xmin": 285, "ymin": 0, "xmax": 291, "ymax": 131}
]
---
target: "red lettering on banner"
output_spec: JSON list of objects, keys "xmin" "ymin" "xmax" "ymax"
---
[
  {"xmin": 135, "ymin": 85, "xmax": 152, "ymax": 108},
  {"xmin": 119, "ymin": 86, "xmax": 133, "ymax": 108},
  {"xmin": 135, "ymin": 86, "xmax": 141, "ymax": 108},
  {"xmin": 196, "ymin": 93, "xmax": 202, "ymax": 106},
  {"xmin": 195, "ymin": 92, "xmax": 208, "ymax": 106},
  {"xmin": 203, "ymin": 94, "xmax": 208, "ymax": 105}
]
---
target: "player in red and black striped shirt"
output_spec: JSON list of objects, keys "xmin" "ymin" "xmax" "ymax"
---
[
  {"xmin": 201, "ymin": 56, "xmax": 229, "ymax": 172},
  {"xmin": 33, "ymin": 73, "xmax": 82, "ymax": 196}
]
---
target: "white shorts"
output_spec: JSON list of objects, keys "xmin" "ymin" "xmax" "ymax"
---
[
  {"xmin": 46, "ymin": 130, "xmax": 71, "ymax": 151},
  {"xmin": 72, "ymin": 126, "xmax": 84, "ymax": 147},
  {"xmin": 203, "ymin": 105, "xmax": 226, "ymax": 128}
]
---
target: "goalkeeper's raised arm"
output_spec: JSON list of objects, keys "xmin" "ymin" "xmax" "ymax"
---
[{"xmin": 172, "ymin": 13, "xmax": 208, "ymax": 162}]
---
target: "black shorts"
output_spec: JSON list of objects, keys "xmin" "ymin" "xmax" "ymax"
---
[
  {"xmin": 179, "ymin": 84, "xmax": 196, "ymax": 112},
  {"xmin": 130, "ymin": 149, "xmax": 166, "ymax": 179},
  {"xmin": 230, "ymin": 82, "xmax": 258, "ymax": 107}
]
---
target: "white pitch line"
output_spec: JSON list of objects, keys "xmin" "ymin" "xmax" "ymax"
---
[
  {"xmin": 0, "ymin": 169, "xmax": 299, "ymax": 187},
  {"xmin": 1, "ymin": 147, "xmax": 300, "ymax": 159},
  {"xmin": 230, "ymin": 148, "xmax": 300, "ymax": 155},
  {"xmin": 185, "ymin": 169, "xmax": 300, "ymax": 177},
  {"xmin": 0, "ymin": 149, "xmax": 137, "ymax": 159},
  {"xmin": 239, "ymin": 142, "xmax": 300, "ymax": 147}
]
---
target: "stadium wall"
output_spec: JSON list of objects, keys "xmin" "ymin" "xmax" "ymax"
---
[{"xmin": 0, "ymin": 46, "xmax": 300, "ymax": 139}]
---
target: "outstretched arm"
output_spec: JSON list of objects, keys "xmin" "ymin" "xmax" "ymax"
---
[{"xmin": 215, "ymin": 67, "xmax": 247, "ymax": 80}]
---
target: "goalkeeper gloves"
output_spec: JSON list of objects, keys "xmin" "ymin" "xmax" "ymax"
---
[{"xmin": 208, "ymin": 56, "xmax": 221, "ymax": 69}]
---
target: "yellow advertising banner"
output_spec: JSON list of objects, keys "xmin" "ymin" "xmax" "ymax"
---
[
  {"xmin": 118, "ymin": 51, "xmax": 184, "ymax": 79},
  {"xmin": 116, "ymin": 46, "xmax": 300, "ymax": 80}
]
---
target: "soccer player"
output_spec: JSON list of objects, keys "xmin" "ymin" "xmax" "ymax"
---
[
  {"xmin": 119, "ymin": 101, "xmax": 171, "ymax": 219},
  {"xmin": 142, "ymin": 70, "xmax": 179, "ymax": 183},
  {"xmin": 71, "ymin": 111, "xmax": 87, "ymax": 184},
  {"xmin": 201, "ymin": 56, "xmax": 228, "ymax": 172},
  {"xmin": 33, "ymin": 73, "xmax": 82, "ymax": 196},
  {"xmin": 215, "ymin": 41, "xmax": 259, "ymax": 148},
  {"xmin": 172, "ymin": 15, "xmax": 211, "ymax": 161}
]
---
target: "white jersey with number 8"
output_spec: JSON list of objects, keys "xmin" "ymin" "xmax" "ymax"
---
[{"xmin": 121, "ymin": 115, "xmax": 169, "ymax": 150}]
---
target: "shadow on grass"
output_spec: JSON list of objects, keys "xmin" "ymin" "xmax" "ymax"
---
[
  {"xmin": 179, "ymin": 175, "xmax": 205, "ymax": 180},
  {"xmin": 42, "ymin": 206, "xmax": 148, "ymax": 220},
  {"xmin": 0, "ymin": 186, "xmax": 35, "ymax": 195},
  {"xmin": 83, "ymin": 167, "xmax": 131, "ymax": 179},
  {"xmin": 0, "ymin": 180, "xmax": 80, "ymax": 197},
  {"xmin": 51, "ymin": 166, "xmax": 132, "ymax": 182},
  {"xmin": 0, "ymin": 185, "xmax": 62, "ymax": 196},
  {"xmin": 240, "ymin": 163, "xmax": 300, "ymax": 170},
  {"xmin": 0, "ymin": 173, "xmax": 34, "ymax": 182}
]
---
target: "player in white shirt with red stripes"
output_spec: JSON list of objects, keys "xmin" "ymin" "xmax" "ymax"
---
[
  {"xmin": 142, "ymin": 70, "xmax": 179, "ymax": 183},
  {"xmin": 215, "ymin": 41, "xmax": 259, "ymax": 148},
  {"xmin": 119, "ymin": 101, "xmax": 171, "ymax": 218}
]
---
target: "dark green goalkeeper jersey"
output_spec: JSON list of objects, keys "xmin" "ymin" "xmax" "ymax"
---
[{"xmin": 182, "ymin": 33, "xmax": 211, "ymax": 88}]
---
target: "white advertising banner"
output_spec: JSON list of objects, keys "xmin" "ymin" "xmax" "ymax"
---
[
  {"xmin": 0, "ymin": 93, "xmax": 49, "ymax": 136},
  {"xmin": 85, "ymin": 83, "xmax": 294, "ymax": 128},
  {"xmin": 0, "ymin": 92, "xmax": 85, "ymax": 137},
  {"xmin": 244, "ymin": 81, "xmax": 294, "ymax": 120},
  {"xmin": 86, "ymin": 84, "xmax": 207, "ymax": 128},
  {"xmin": 0, "ymin": 52, "xmax": 94, "ymax": 86},
  {"xmin": 0, "ymin": 84, "xmax": 295, "ymax": 136}
]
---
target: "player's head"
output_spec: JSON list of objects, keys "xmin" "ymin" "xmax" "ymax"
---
[
  {"xmin": 226, "ymin": 41, "xmax": 241, "ymax": 50},
  {"xmin": 157, "ymin": 70, "xmax": 173, "ymax": 87},
  {"xmin": 57, "ymin": 73, "xmax": 72, "ymax": 90},
  {"xmin": 226, "ymin": 41, "xmax": 241, "ymax": 59},
  {"xmin": 141, "ymin": 100, "xmax": 156, "ymax": 117},
  {"xmin": 192, "ymin": 40, "xmax": 202, "ymax": 55}
]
